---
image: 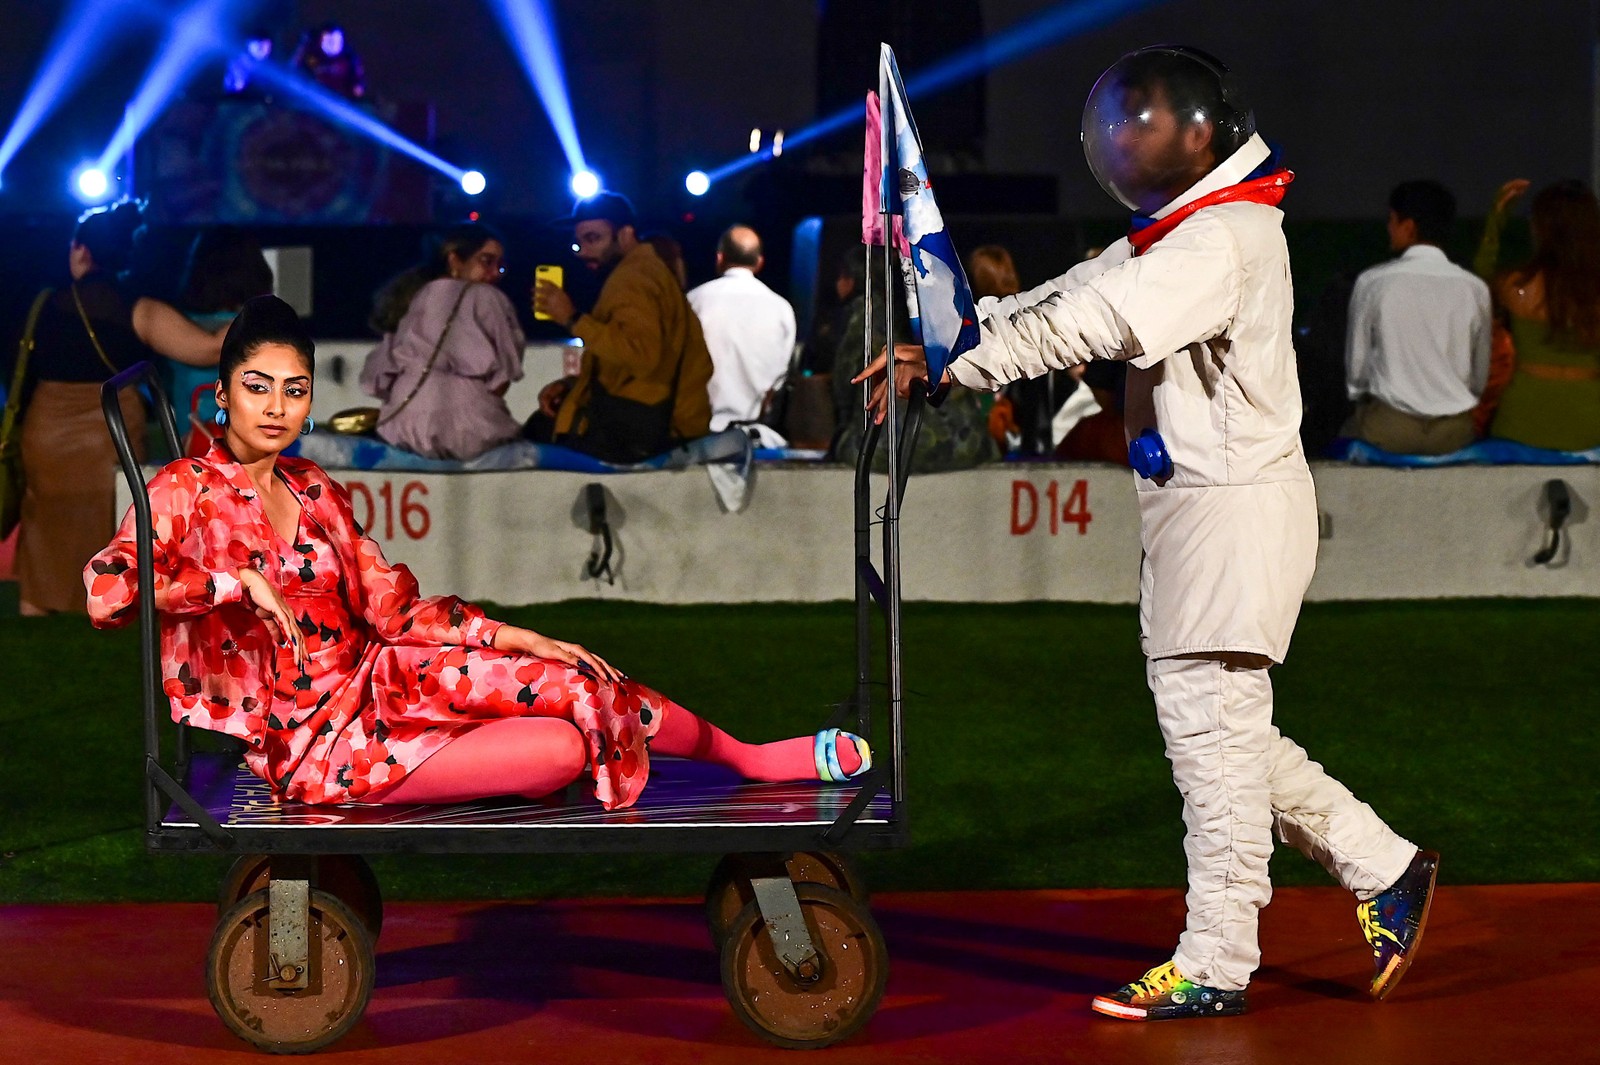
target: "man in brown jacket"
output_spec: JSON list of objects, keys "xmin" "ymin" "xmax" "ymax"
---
[{"xmin": 530, "ymin": 192, "xmax": 713, "ymax": 462}]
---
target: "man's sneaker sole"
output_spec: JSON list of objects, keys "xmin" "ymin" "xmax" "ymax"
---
[
  {"xmin": 1091, "ymin": 993, "xmax": 1247, "ymax": 1021},
  {"xmin": 1371, "ymin": 850, "xmax": 1440, "ymax": 1001}
]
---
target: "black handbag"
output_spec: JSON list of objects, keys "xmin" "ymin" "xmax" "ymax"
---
[
  {"xmin": 562, "ymin": 376, "xmax": 675, "ymax": 464},
  {"xmin": 559, "ymin": 338, "xmax": 687, "ymax": 464}
]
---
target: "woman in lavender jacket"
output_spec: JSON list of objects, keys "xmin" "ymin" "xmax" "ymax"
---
[{"xmin": 361, "ymin": 223, "xmax": 525, "ymax": 460}]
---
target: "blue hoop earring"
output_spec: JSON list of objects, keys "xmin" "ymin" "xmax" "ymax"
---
[
  {"xmin": 214, "ymin": 409, "xmax": 228, "ymax": 427},
  {"xmin": 301, "ymin": 417, "xmax": 315, "ymax": 435}
]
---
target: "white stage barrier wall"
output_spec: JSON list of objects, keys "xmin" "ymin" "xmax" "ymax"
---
[{"xmin": 122, "ymin": 462, "xmax": 1596, "ymax": 604}]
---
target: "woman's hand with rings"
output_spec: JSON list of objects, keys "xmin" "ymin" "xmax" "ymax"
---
[
  {"xmin": 494, "ymin": 625, "xmax": 624, "ymax": 685},
  {"xmin": 238, "ymin": 568, "xmax": 306, "ymax": 670},
  {"xmin": 851, "ymin": 343, "xmax": 953, "ymax": 424}
]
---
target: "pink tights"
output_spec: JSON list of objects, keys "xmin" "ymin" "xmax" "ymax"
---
[{"xmin": 378, "ymin": 701, "xmax": 861, "ymax": 804}]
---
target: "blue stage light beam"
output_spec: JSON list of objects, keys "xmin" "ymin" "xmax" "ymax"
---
[
  {"xmin": 247, "ymin": 60, "xmax": 470, "ymax": 183},
  {"xmin": 703, "ymin": 0, "xmax": 1168, "ymax": 187},
  {"xmin": 0, "ymin": 0, "xmax": 145, "ymax": 183},
  {"xmin": 482, "ymin": 0, "xmax": 589, "ymax": 176},
  {"xmin": 94, "ymin": 0, "xmax": 254, "ymax": 176}
]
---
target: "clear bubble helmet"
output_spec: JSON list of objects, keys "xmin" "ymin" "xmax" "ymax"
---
[{"xmin": 1081, "ymin": 46, "xmax": 1256, "ymax": 214}]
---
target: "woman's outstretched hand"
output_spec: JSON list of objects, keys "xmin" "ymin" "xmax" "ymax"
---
[
  {"xmin": 494, "ymin": 625, "xmax": 623, "ymax": 685},
  {"xmin": 238, "ymin": 568, "xmax": 306, "ymax": 669},
  {"xmin": 1494, "ymin": 178, "xmax": 1531, "ymax": 214},
  {"xmin": 851, "ymin": 343, "xmax": 953, "ymax": 424}
]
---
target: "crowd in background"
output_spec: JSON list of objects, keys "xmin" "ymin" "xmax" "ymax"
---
[{"xmin": 7, "ymin": 174, "xmax": 1600, "ymax": 615}]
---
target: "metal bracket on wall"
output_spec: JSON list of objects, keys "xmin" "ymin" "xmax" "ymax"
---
[
  {"xmin": 583, "ymin": 482, "xmax": 615, "ymax": 584},
  {"xmin": 1531, "ymin": 479, "xmax": 1572, "ymax": 566}
]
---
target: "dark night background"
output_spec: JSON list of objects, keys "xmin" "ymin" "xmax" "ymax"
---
[{"xmin": 0, "ymin": 0, "xmax": 1592, "ymax": 337}]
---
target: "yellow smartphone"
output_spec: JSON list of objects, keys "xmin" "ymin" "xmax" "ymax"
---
[{"xmin": 534, "ymin": 264, "xmax": 564, "ymax": 320}]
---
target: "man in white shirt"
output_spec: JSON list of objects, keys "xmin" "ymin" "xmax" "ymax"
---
[
  {"xmin": 1345, "ymin": 181, "xmax": 1491, "ymax": 454},
  {"xmin": 687, "ymin": 225, "xmax": 797, "ymax": 433}
]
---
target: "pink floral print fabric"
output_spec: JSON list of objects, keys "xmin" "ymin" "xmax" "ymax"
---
[{"xmin": 86, "ymin": 441, "xmax": 663, "ymax": 809}]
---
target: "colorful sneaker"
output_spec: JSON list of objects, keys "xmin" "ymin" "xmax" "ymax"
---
[
  {"xmin": 1358, "ymin": 848, "xmax": 1440, "ymax": 1000},
  {"xmin": 1091, "ymin": 960, "xmax": 1247, "ymax": 1021}
]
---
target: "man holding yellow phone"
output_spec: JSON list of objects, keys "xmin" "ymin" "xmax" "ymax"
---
[
  {"xmin": 533, "ymin": 264, "xmax": 563, "ymax": 320},
  {"xmin": 527, "ymin": 192, "xmax": 712, "ymax": 463}
]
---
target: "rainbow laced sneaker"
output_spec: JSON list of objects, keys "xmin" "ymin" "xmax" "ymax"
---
[
  {"xmin": 1358, "ymin": 849, "xmax": 1440, "ymax": 1000},
  {"xmin": 1091, "ymin": 961, "xmax": 1247, "ymax": 1021}
]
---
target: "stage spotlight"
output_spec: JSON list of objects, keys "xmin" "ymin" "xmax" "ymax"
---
[
  {"xmin": 73, "ymin": 164, "xmax": 110, "ymax": 203},
  {"xmin": 461, "ymin": 170, "xmax": 487, "ymax": 195},
  {"xmin": 685, "ymin": 170, "xmax": 710, "ymax": 197},
  {"xmin": 570, "ymin": 169, "xmax": 600, "ymax": 199}
]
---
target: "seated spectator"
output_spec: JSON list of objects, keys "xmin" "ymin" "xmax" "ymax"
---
[
  {"xmin": 800, "ymin": 246, "xmax": 866, "ymax": 377},
  {"xmin": 361, "ymin": 223, "xmax": 525, "ymax": 460},
  {"xmin": 687, "ymin": 225, "xmax": 797, "ymax": 434},
  {"xmin": 1474, "ymin": 178, "xmax": 1600, "ymax": 451},
  {"xmin": 970, "ymin": 244, "xmax": 1110, "ymax": 458},
  {"xmin": 1344, "ymin": 180, "xmax": 1491, "ymax": 455},
  {"xmin": 830, "ymin": 256, "xmax": 995, "ymax": 472},
  {"xmin": 1055, "ymin": 360, "xmax": 1129, "ymax": 465},
  {"xmin": 166, "ymin": 226, "xmax": 274, "ymax": 429},
  {"xmin": 530, "ymin": 192, "xmax": 713, "ymax": 463}
]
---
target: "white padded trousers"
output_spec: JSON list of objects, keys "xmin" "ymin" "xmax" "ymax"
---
[{"xmin": 1149, "ymin": 655, "xmax": 1417, "ymax": 991}]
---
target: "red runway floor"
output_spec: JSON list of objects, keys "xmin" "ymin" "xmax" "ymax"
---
[{"xmin": 2, "ymin": 884, "xmax": 1595, "ymax": 1065}]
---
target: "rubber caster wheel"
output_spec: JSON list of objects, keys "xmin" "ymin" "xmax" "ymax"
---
[
  {"xmin": 721, "ymin": 882, "xmax": 888, "ymax": 1049},
  {"xmin": 207, "ymin": 887, "xmax": 375, "ymax": 1054},
  {"xmin": 706, "ymin": 851, "xmax": 866, "ymax": 949},
  {"xmin": 219, "ymin": 855, "xmax": 384, "ymax": 939}
]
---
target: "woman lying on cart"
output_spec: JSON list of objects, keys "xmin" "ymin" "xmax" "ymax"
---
[{"xmin": 85, "ymin": 295, "xmax": 871, "ymax": 809}]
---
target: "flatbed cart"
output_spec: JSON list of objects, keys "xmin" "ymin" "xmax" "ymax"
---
[{"xmin": 101, "ymin": 358, "xmax": 927, "ymax": 1054}]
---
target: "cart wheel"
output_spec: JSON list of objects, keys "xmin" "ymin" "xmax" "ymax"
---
[
  {"xmin": 219, "ymin": 855, "xmax": 384, "ymax": 939},
  {"xmin": 721, "ymin": 883, "xmax": 888, "ymax": 1049},
  {"xmin": 218, "ymin": 855, "xmax": 273, "ymax": 913},
  {"xmin": 207, "ymin": 887, "xmax": 375, "ymax": 1054},
  {"xmin": 705, "ymin": 851, "xmax": 866, "ymax": 949}
]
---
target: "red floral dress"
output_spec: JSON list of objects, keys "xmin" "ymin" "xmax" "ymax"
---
[{"xmin": 86, "ymin": 441, "xmax": 663, "ymax": 809}]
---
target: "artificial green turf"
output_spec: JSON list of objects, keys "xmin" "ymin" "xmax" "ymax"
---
[{"xmin": 0, "ymin": 599, "xmax": 1595, "ymax": 903}]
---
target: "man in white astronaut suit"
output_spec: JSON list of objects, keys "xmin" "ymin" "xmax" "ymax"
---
[{"xmin": 858, "ymin": 46, "xmax": 1439, "ymax": 1021}]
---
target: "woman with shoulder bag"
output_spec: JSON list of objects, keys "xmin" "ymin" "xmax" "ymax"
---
[
  {"xmin": 359, "ymin": 222, "xmax": 526, "ymax": 459},
  {"xmin": 17, "ymin": 200, "xmax": 223, "ymax": 616}
]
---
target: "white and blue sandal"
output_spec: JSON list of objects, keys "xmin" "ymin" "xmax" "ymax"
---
[{"xmin": 813, "ymin": 728, "xmax": 873, "ymax": 783}]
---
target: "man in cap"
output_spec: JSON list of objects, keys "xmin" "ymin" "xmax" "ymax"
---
[
  {"xmin": 531, "ymin": 192, "xmax": 713, "ymax": 462},
  {"xmin": 857, "ymin": 45, "xmax": 1437, "ymax": 1021}
]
